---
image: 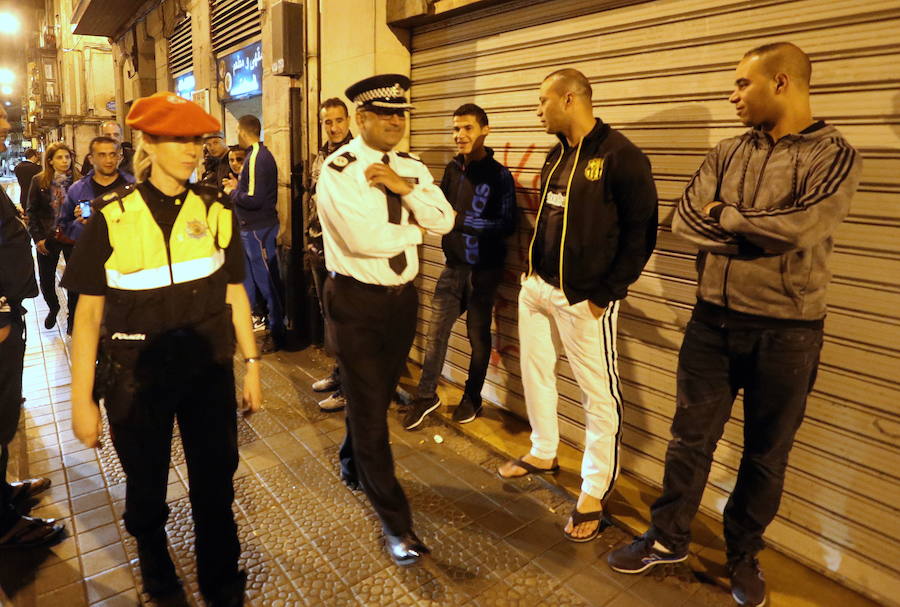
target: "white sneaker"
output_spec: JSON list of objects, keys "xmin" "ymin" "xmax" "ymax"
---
[
  {"xmin": 312, "ymin": 375, "xmax": 339, "ymax": 392},
  {"xmin": 252, "ymin": 315, "xmax": 267, "ymax": 332},
  {"xmin": 318, "ymin": 392, "xmax": 346, "ymax": 412}
]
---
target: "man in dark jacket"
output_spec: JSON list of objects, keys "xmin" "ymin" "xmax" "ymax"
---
[
  {"xmin": 0, "ymin": 104, "xmax": 65, "ymax": 548},
  {"xmin": 14, "ymin": 149, "xmax": 40, "ymax": 208},
  {"xmin": 200, "ymin": 131, "xmax": 231, "ymax": 191},
  {"xmin": 307, "ymin": 98, "xmax": 353, "ymax": 412},
  {"xmin": 607, "ymin": 42, "xmax": 861, "ymax": 607},
  {"xmin": 403, "ymin": 103, "xmax": 516, "ymax": 429},
  {"xmin": 498, "ymin": 69, "xmax": 658, "ymax": 545},
  {"xmin": 222, "ymin": 114, "xmax": 284, "ymax": 352},
  {"xmin": 81, "ymin": 121, "xmax": 134, "ymax": 176}
]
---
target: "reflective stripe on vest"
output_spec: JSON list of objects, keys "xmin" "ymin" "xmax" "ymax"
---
[{"xmin": 101, "ymin": 188, "xmax": 232, "ymax": 290}]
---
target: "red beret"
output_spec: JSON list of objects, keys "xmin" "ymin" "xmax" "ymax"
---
[{"xmin": 126, "ymin": 92, "xmax": 221, "ymax": 137}]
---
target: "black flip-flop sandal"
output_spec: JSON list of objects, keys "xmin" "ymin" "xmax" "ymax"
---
[
  {"xmin": 498, "ymin": 457, "xmax": 560, "ymax": 479},
  {"xmin": 563, "ymin": 508, "xmax": 603, "ymax": 543},
  {"xmin": 9, "ymin": 478, "xmax": 52, "ymax": 503},
  {"xmin": 0, "ymin": 515, "xmax": 65, "ymax": 549}
]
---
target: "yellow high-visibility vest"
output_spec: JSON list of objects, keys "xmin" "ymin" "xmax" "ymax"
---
[{"xmin": 101, "ymin": 186, "xmax": 233, "ymax": 291}]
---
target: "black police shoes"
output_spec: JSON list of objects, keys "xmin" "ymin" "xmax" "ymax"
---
[{"xmin": 384, "ymin": 531, "xmax": 430, "ymax": 567}]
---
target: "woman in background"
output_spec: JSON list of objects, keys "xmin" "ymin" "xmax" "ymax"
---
[{"xmin": 26, "ymin": 142, "xmax": 81, "ymax": 332}]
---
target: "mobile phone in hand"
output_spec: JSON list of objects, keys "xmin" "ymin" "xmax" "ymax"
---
[{"xmin": 79, "ymin": 200, "xmax": 92, "ymax": 218}]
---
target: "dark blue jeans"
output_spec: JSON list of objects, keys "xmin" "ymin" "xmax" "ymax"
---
[
  {"xmin": 650, "ymin": 317, "xmax": 822, "ymax": 559},
  {"xmin": 416, "ymin": 265, "xmax": 504, "ymax": 402}
]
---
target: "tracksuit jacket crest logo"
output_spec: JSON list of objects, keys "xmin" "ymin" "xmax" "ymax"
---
[{"xmin": 584, "ymin": 157, "xmax": 604, "ymax": 181}]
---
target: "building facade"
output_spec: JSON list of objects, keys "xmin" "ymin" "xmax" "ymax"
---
[{"xmin": 24, "ymin": 0, "xmax": 115, "ymax": 166}]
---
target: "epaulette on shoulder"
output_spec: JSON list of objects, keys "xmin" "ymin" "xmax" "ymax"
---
[
  {"xmin": 328, "ymin": 151, "xmax": 357, "ymax": 172},
  {"xmin": 192, "ymin": 182, "xmax": 228, "ymax": 208},
  {"xmin": 396, "ymin": 151, "xmax": 424, "ymax": 164},
  {"xmin": 94, "ymin": 182, "xmax": 136, "ymax": 211}
]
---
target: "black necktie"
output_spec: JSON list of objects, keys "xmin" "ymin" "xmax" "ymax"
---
[{"xmin": 382, "ymin": 153, "xmax": 407, "ymax": 275}]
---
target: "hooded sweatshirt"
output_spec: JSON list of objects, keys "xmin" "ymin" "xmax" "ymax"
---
[{"xmin": 672, "ymin": 121, "xmax": 861, "ymax": 321}]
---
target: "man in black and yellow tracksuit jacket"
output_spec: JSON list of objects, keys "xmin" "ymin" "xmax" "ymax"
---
[{"xmin": 499, "ymin": 69, "xmax": 658, "ymax": 544}]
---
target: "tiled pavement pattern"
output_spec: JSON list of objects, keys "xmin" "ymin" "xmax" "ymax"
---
[{"xmin": 1, "ymin": 269, "xmax": 735, "ymax": 606}]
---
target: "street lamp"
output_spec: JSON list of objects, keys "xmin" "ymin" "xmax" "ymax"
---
[{"xmin": 0, "ymin": 13, "xmax": 20, "ymax": 35}]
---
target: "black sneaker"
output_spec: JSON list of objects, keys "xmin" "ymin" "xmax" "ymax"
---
[
  {"xmin": 402, "ymin": 395, "xmax": 440, "ymax": 430},
  {"xmin": 260, "ymin": 332, "xmax": 282, "ymax": 354},
  {"xmin": 44, "ymin": 307, "xmax": 59, "ymax": 330},
  {"xmin": 607, "ymin": 533, "xmax": 688, "ymax": 573},
  {"xmin": 451, "ymin": 394, "xmax": 482, "ymax": 424},
  {"xmin": 729, "ymin": 555, "xmax": 767, "ymax": 606}
]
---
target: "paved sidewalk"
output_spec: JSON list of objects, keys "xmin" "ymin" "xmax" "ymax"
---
[{"xmin": 0, "ymin": 285, "xmax": 739, "ymax": 607}]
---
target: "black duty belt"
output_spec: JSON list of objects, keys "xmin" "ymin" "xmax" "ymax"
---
[{"xmin": 328, "ymin": 271, "xmax": 411, "ymax": 295}]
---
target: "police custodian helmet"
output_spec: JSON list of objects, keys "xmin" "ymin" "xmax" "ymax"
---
[{"xmin": 345, "ymin": 74, "xmax": 414, "ymax": 111}]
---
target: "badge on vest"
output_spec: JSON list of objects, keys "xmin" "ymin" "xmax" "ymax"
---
[
  {"xmin": 185, "ymin": 219, "xmax": 208, "ymax": 239},
  {"xmin": 584, "ymin": 157, "xmax": 604, "ymax": 181}
]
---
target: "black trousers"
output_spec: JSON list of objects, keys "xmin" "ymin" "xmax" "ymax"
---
[
  {"xmin": 107, "ymin": 351, "xmax": 241, "ymax": 600},
  {"xmin": 324, "ymin": 273, "xmax": 416, "ymax": 536},
  {"xmin": 649, "ymin": 317, "xmax": 822, "ymax": 559},
  {"xmin": 309, "ymin": 248, "xmax": 340, "ymax": 382},
  {"xmin": 36, "ymin": 238, "xmax": 77, "ymax": 321},
  {"xmin": 0, "ymin": 314, "xmax": 25, "ymax": 532}
]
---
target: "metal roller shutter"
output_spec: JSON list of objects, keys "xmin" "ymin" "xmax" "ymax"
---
[
  {"xmin": 210, "ymin": 0, "xmax": 262, "ymax": 56},
  {"xmin": 408, "ymin": 0, "xmax": 900, "ymax": 603},
  {"xmin": 167, "ymin": 16, "xmax": 192, "ymax": 76}
]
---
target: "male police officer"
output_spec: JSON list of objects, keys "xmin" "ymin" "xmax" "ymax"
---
[
  {"xmin": 307, "ymin": 98, "xmax": 353, "ymax": 412},
  {"xmin": 498, "ymin": 69, "xmax": 658, "ymax": 544},
  {"xmin": 607, "ymin": 43, "xmax": 861, "ymax": 607},
  {"xmin": 316, "ymin": 74, "xmax": 454, "ymax": 566}
]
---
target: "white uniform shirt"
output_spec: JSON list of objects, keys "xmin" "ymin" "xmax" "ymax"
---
[{"xmin": 317, "ymin": 136, "xmax": 455, "ymax": 285}]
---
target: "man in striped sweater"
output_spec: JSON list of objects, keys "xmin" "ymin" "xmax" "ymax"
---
[{"xmin": 607, "ymin": 42, "xmax": 862, "ymax": 607}]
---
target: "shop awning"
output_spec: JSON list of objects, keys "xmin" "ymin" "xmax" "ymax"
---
[{"xmin": 71, "ymin": 0, "xmax": 146, "ymax": 37}]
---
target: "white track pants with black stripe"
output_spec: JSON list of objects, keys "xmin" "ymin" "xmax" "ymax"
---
[{"xmin": 518, "ymin": 274, "xmax": 623, "ymax": 500}]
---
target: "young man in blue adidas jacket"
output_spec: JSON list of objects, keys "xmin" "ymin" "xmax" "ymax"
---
[{"xmin": 403, "ymin": 103, "xmax": 517, "ymax": 429}]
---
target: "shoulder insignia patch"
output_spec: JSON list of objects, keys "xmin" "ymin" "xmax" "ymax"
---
[
  {"xmin": 96, "ymin": 183, "xmax": 135, "ymax": 210},
  {"xmin": 329, "ymin": 152, "xmax": 356, "ymax": 172},
  {"xmin": 396, "ymin": 151, "xmax": 424, "ymax": 164}
]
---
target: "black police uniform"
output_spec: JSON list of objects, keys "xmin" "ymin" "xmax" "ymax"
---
[
  {"xmin": 0, "ymin": 186, "xmax": 39, "ymax": 527},
  {"xmin": 62, "ymin": 180, "xmax": 246, "ymax": 602}
]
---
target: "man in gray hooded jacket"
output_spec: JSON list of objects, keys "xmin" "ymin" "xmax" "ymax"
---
[{"xmin": 607, "ymin": 42, "xmax": 861, "ymax": 607}]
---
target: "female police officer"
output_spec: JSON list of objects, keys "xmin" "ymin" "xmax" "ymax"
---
[{"xmin": 64, "ymin": 93, "xmax": 261, "ymax": 607}]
